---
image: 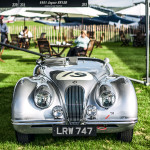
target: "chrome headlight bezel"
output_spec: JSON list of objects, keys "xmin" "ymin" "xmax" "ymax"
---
[
  {"xmin": 95, "ymin": 84, "xmax": 116, "ymax": 109},
  {"xmin": 34, "ymin": 85, "xmax": 52, "ymax": 109}
]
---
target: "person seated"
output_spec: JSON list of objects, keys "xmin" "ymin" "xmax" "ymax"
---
[
  {"xmin": 19, "ymin": 26, "xmax": 32, "ymax": 38},
  {"xmin": 67, "ymin": 30, "xmax": 90, "ymax": 56},
  {"xmin": 19, "ymin": 26, "xmax": 32, "ymax": 48}
]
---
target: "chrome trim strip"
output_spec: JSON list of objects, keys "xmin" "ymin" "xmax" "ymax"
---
[
  {"xmin": 85, "ymin": 121, "xmax": 137, "ymax": 125},
  {"xmin": 85, "ymin": 119, "xmax": 138, "ymax": 122},
  {"xmin": 12, "ymin": 119, "xmax": 65, "ymax": 125},
  {"xmin": 13, "ymin": 122, "xmax": 65, "ymax": 125},
  {"xmin": 12, "ymin": 119, "xmax": 64, "ymax": 122}
]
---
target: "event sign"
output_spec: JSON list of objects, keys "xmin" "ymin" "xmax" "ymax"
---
[{"xmin": 0, "ymin": 0, "xmax": 88, "ymax": 7}]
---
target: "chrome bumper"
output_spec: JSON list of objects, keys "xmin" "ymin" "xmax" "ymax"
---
[
  {"xmin": 85, "ymin": 119, "xmax": 137, "ymax": 133},
  {"xmin": 12, "ymin": 119, "xmax": 137, "ymax": 134}
]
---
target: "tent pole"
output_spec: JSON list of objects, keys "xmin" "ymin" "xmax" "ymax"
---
[
  {"xmin": 146, "ymin": 0, "xmax": 149, "ymax": 86},
  {"xmin": 59, "ymin": 14, "xmax": 62, "ymax": 41},
  {"xmin": 18, "ymin": 0, "xmax": 20, "ymax": 6},
  {"xmin": 82, "ymin": 17, "xmax": 84, "ymax": 29}
]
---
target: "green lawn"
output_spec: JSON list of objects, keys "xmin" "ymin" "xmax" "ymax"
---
[
  {"xmin": 6, "ymin": 21, "xmax": 46, "ymax": 27},
  {"xmin": 0, "ymin": 41, "xmax": 150, "ymax": 150}
]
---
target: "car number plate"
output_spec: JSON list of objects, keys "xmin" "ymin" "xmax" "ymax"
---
[{"xmin": 53, "ymin": 125, "xmax": 96, "ymax": 136}]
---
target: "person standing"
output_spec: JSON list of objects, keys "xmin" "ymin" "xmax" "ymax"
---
[{"xmin": 0, "ymin": 16, "xmax": 8, "ymax": 51}]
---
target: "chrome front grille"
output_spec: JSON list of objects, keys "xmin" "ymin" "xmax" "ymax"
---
[{"xmin": 65, "ymin": 86, "xmax": 84, "ymax": 124}]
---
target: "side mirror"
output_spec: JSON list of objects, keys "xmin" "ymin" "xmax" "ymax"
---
[
  {"xmin": 36, "ymin": 59, "xmax": 42, "ymax": 66},
  {"xmin": 103, "ymin": 58, "xmax": 113, "ymax": 75},
  {"xmin": 104, "ymin": 58, "xmax": 110, "ymax": 66}
]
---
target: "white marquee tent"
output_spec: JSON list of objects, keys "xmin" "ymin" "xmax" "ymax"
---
[
  {"xmin": 27, "ymin": 7, "xmax": 106, "ymax": 17},
  {"xmin": 0, "ymin": 8, "xmax": 50, "ymax": 26},
  {"xmin": 0, "ymin": 7, "xmax": 50, "ymax": 18},
  {"xmin": 116, "ymin": 3, "xmax": 147, "ymax": 16},
  {"xmin": 27, "ymin": 7, "xmax": 106, "ymax": 39}
]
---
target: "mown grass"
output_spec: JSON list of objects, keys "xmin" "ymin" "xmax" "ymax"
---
[
  {"xmin": 6, "ymin": 21, "xmax": 46, "ymax": 27},
  {"xmin": 0, "ymin": 37, "xmax": 150, "ymax": 149}
]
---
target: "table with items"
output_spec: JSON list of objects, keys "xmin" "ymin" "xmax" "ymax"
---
[{"xmin": 50, "ymin": 42, "xmax": 72, "ymax": 57}]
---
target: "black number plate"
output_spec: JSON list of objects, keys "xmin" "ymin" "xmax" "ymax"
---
[{"xmin": 53, "ymin": 125, "xmax": 97, "ymax": 136}]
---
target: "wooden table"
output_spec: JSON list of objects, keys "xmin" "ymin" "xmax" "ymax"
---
[
  {"xmin": 50, "ymin": 43, "xmax": 72, "ymax": 57},
  {"xmin": 131, "ymin": 34, "xmax": 146, "ymax": 47},
  {"xmin": 129, "ymin": 34, "xmax": 137, "ymax": 42}
]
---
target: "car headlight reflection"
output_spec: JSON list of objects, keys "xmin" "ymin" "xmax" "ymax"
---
[
  {"xmin": 52, "ymin": 106, "xmax": 63, "ymax": 118},
  {"xmin": 34, "ymin": 86, "xmax": 52, "ymax": 109},
  {"xmin": 99, "ymin": 91, "xmax": 115, "ymax": 108},
  {"xmin": 87, "ymin": 105, "xmax": 97, "ymax": 117}
]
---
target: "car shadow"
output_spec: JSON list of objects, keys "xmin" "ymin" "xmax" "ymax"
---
[{"xmin": 32, "ymin": 133, "xmax": 117, "ymax": 146}]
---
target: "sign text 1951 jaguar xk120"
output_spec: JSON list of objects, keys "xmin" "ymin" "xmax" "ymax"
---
[{"xmin": 11, "ymin": 57, "xmax": 138, "ymax": 144}]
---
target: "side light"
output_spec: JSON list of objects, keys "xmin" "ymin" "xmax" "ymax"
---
[
  {"xmin": 87, "ymin": 105, "xmax": 97, "ymax": 117},
  {"xmin": 52, "ymin": 106, "xmax": 63, "ymax": 118}
]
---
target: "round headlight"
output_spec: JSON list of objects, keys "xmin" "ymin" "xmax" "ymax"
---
[
  {"xmin": 34, "ymin": 87, "xmax": 52, "ymax": 109},
  {"xmin": 98, "ymin": 91, "xmax": 115, "ymax": 108},
  {"xmin": 52, "ymin": 106, "xmax": 63, "ymax": 118},
  {"xmin": 87, "ymin": 105, "xmax": 97, "ymax": 117}
]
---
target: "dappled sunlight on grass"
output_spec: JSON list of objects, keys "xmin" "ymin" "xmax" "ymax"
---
[
  {"xmin": 0, "ymin": 42, "xmax": 149, "ymax": 149},
  {"xmin": 95, "ymin": 42, "xmax": 147, "ymax": 79}
]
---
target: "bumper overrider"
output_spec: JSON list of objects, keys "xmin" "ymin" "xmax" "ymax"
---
[{"xmin": 12, "ymin": 118, "xmax": 137, "ymax": 134}]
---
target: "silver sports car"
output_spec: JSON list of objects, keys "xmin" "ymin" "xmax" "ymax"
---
[{"xmin": 12, "ymin": 57, "xmax": 138, "ymax": 144}]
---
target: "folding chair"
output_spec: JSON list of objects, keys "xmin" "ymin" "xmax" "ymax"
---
[
  {"xmin": 95, "ymin": 33, "xmax": 105, "ymax": 48},
  {"xmin": 87, "ymin": 31, "xmax": 95, "ymax": 39},
  {"xmin": 38, "ymin": 40, "xmax": 53, "ymax": 59},
  {"xmin": 77, "ymin": 40, "xmax": 95, "ymax": 57},
  {"xmin": 35, "ymin": 33, "xmax": 47, "ymax": 48},
  {"xmin": 119, "ymin": 31, "xmax": 129, "ymax": 46},
  {"xmin": 10, "ymin": 34, "xmax": 21, "ymax": 48},
  {"xmin": 133, "ymin": 32, "xmax": 145, "ymax": 47}
]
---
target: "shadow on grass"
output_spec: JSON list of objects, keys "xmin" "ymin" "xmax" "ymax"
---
[
  {"xmin": 0, "ymin": 86, "xmax": 16, "ymax": 143},
  {"xmin": 0, "ymin": 73, "xmax": 10, "ymax": 82},
  {"xmin": 32, "ymin": 133, "xmax": 117, "ymax": 146},
  {"xmin": 102, "ymin": 42, "xmax": 146, "ymax": 78},
  {"xmin": 29, "ymin": 42, "xmax": 36, "ymax": 48},
  {"xmin": 17, "ymin": 58, "xmax": 37, "ymax": 64},
  {"xmin": 1, "ymin": 55, "xmax": 22, "ymax": 60}
]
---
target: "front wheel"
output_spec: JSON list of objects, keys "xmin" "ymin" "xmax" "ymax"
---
[
  {"xmin": 15, "ymin": 131, "xmax": 34, "ymax": 144},
  {"xmin": 117, "ymin": 129, "xmax": 133, "ymax": 142}
]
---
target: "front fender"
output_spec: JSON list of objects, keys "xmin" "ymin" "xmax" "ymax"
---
[
  {"xmin": 86, "ymin": 76, "xmax": 138, "ymax": 121},
  {"xmin": 12, "ymin": 76, "xmax": 63, "ymax": 121}
]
